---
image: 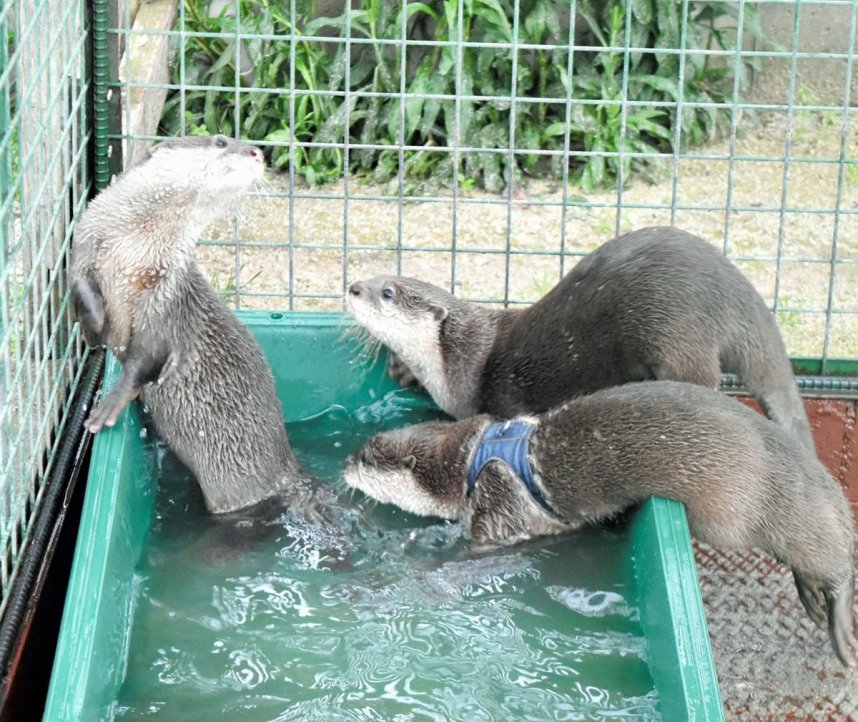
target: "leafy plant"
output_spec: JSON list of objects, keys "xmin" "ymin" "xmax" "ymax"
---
[{"xmin": 162, "ymin": 0, "xmax": 768, "ymax": 192}]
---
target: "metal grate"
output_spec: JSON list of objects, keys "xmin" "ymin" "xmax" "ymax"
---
[
  {"xmin": 0, "ymin": 0, "xmax": 90, "ymax": 620},
  {"xmin": 695, "ymin": 539, "xmax": 858, "ymax": 719},
  {"xmin": 106, "ymin": 0, "xmax": 858, "ymax": 369}
]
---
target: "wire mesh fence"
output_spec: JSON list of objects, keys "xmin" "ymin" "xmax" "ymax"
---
[
  {"xmin": 104, "ymin": 7, "xmax": 858, "ymax": 711},
  {"xmin": 0, "ymin": 0, "xmax": 845, "ymax": 715},
  {"xmin": 108, "ymin": 0, "xmax": 858, "ymax": 370},
  {"xmin": 0, "ymin": 0, "xmax": 90, "ymax": 621}
]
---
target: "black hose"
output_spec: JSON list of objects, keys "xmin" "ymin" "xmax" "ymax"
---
[{"xmin": 0, "ymin": 348, "xmax": 104, "ymax": 679}]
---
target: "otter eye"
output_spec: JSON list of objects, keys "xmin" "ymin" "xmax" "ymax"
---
[
  {"xmin": 214, "ymin": 135, "xmax": 228, "ymax": 148},
  {"xmin": 381, "ymin": 287, "xmax": 395, "ymax": 301}
]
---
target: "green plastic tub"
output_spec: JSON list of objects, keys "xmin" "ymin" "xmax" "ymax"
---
[{"xmin": 45, "ymin": 312, "xmax": 723, "ymax": 721}]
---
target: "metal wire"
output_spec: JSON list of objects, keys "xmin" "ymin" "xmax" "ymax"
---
[
  {"xmin": 0, "ymin": 0, "xmax": 89, "ymax": 622},
  {"xmin": 0, "ymin": 0, "xmax": 838, "ymax": 714},
  {"xmin": 100, "ymin": 0, "xmax": 858, "ymax": 364}
]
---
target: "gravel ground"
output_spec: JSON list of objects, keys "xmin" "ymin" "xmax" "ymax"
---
[{"xmin": 200, "ymin": 112, "xmax": 858, "ymax": 359}]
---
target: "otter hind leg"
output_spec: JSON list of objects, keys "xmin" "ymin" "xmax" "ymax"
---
[
  {"xmin": 72, "ymin": 276, "xmax": 106, "ymax": 347},
  {"xmin": 824, "ymin": 577, "xmax": 858, "ymax": 668},
  {"xmin": 724, "ymin": 345, "xmax": 815, "ymax": 451},
  {"xmin": 650, "ymin": 351, "xmax": 721, "ymax": 389},
  {"xmin": 754, "ymin": 385, "xmax": 815, "ymax": 452}
]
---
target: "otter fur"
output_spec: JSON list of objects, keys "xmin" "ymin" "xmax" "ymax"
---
[
  {"xmin": 71, "ymin": 135, "xmax": 307, "ymax": 514},
  {"xmin": 343, "ymin": 380, "xmax": 857, "ymax": 667},
  {"xmin": 347, "ymin": 226, "xmax": 814, "ymax": 450}
]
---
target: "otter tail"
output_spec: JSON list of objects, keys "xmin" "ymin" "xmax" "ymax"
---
[{"xmin": 726, "ymin": 329, "xmax": 816, "ymax": 452}]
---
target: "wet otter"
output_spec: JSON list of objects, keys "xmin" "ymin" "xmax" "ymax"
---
[
  {"xmin": 71, "ymin": 135, "xmax": 307, "ymax": 514},
  {"xmin": 343, "ymin": 380, "xmax": 857, "ymax": 667},
  {"xmin": 347, "ymin": 226, "xmax": 814, "ymax": 450}
]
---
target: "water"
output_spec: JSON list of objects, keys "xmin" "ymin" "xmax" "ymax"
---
[{"xmin": 113, "ymin": 391, "xmax": 659, "ymax": 721}]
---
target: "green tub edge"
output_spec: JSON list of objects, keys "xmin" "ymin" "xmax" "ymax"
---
[
  {"xmin": 45, "ymin": 310, "xmax": 723, "ymax": 721},
  {"xmin": 632, "ymin": 498, "xmax": 723, "ymax": 720}
]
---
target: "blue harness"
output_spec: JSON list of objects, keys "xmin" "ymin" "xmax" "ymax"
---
[{"xmin": 466, "ymin": 420, "xmax": 559, "ymax": 518}]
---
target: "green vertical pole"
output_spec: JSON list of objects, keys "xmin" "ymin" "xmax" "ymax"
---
[
  {"xmin": 0, "ymin": 13, "xmax": 8, "ymax": 470},
  {"xmin": 90, "ymin": 0, "xmax": 122, "ymax": 191},
  {"xmin": 0, "ymin": 14, "xmax": 7, "ymax": 262}
]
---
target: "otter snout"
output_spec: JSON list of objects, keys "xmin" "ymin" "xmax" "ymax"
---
[
  {"xmin": 248, "ymin": 147, "xmax": 264, "ymax": 163},
  {"xmin": 348, "ymin": 281, "xmax": 366, "ymax": 298}
]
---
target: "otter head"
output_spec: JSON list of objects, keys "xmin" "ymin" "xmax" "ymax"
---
[
  {"xmin": 347, "ymin": 276, "xmax": 472, "ymax": 415},
  {"xmin": 139, "ymin": 134, "xmax": 265, "ymax": 208},
  {"xmin": 347, "ymin": 276, "xmax": 450, "ymax": 351},
  {"xmin": 343, "ymin": 419, "xmax": 478, "ymax": 520}
]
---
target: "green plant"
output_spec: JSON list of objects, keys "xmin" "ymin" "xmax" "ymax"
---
[
  {"xmin": 795, "ymin": 83, "xmax": 840, "ymax": 131},
  {"xmin": 209, "ymin": 266, "xmax": 263, "ymax": 293},
  {"xmin": 776, "ymin": 296, "xmax": 804, "ymax": 330},
  {"xmin": 529, "ymin": 271, "xmax": 557, "ymax": 297},
  {"xmin": 563, "ymin": 4, "xmax": 673, "ymax": 190},
  {"xmin": 163, "ymin": 0, "xmax": 768, "ymax": 192}
]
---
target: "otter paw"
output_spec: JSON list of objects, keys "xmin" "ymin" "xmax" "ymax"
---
[
  {"xmin": 824, "ymin": 583, "xmax": 858, "ymax": 667},
  {"xmin": 84, "ymin": 386, "xmax": 139, "ymax": 434},
  {"xmin": 84, "ymin": 402, "xmax": 118, "ymax": 434},
  {"xmin": 387, "ymin": 353, "xmax": 420, "ymax": 388}
]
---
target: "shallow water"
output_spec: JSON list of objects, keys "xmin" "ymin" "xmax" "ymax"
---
[{"xmin": 113, "ymin": 391, "xmax": 659, "ymax": 721}]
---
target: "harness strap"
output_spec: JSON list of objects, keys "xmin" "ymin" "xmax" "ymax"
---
[{"xmin": 466, "ymin": 420, "xmax": 559, "ymax": 519}]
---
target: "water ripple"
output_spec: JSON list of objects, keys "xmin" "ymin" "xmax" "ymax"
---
[{"xmin": 115, "ymin": 408, "xmax": 660, "ymax": 721}]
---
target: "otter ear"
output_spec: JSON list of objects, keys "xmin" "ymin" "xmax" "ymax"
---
[
  {"xmin": 430, "ymin": 304, "xmax": 448, "ymax": 322},
  {"xmin": 402, "ymin": 454, "xmax": 417, "ymax": 471}
]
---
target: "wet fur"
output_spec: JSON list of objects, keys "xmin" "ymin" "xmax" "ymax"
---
[
  {"xmin": 347, "ymin": 226, "xmax": 814, "ymax": 450},
  {"xmin": 71, "ymin": 135, "xmax": 307, "ymax": 513},
  {"xmin": 344, "ymin": 380, "xmax": 857, "ymax": 666}
]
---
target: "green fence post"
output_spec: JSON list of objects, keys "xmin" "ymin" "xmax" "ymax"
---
[{"xmin": 91, "ymin": 0, "xmax": 123, "ymax": 190}]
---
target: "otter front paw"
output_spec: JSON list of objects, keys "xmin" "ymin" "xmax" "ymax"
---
[
  {"xmin": 387, "ymin": 353, "xmax": 420, "ymax": 389},
  {"xmin": 84, "ymin": 385, "xmax": 141, "ymax": 433}
]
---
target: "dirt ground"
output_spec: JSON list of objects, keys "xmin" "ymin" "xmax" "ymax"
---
[{"xmin": 200, "ymin": 111, "xmax": 858, "ymax": 359}]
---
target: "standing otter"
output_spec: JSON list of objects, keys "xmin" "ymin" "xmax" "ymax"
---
[
  {"xmin": 71, "ymin": 135, "xmax": 307, "ymax": 514},
  {"xmin": 343, "ymin": 380, "xmax": 857, "ymax": 667},
  {"xmin": 347, "ymin": 226, "xmax": 814, "ymax": 450}
]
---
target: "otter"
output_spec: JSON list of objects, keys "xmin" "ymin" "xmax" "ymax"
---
[
  {"xmin": 347, "ymin": 226, "xmax": 814, "ymax": 450},
  {"xmin": 343, "ymin": 380, "xmax": 857, "ymax": 667},
  {"xmin": 71, "ymin": 135, "xmax": 308, "ymax": 514}
]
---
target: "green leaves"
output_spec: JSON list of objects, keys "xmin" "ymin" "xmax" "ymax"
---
[{"xmin": 163, "ymin": 0, "xmax": 764, "ymax": 192}]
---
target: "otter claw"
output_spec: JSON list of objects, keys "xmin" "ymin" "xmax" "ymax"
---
[
  {"xmin": 84, "ymin": 401, "xmax": 121, "ymax": 434},
  {"xmin": 794, "ymin": 573, "xmax": 828, "ymax": 628},
  {"xmin": 820, "ymin": 582, "xmax": 858, "ymax": 668}
]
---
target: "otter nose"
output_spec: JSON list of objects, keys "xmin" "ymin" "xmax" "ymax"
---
[
  {"xmin": 349, "ymin": 281, "xmax": 365, "ymax": 297},
  {"xmin": 249, "ymin": 147, "xmax": 263, "ymax": 162}
]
